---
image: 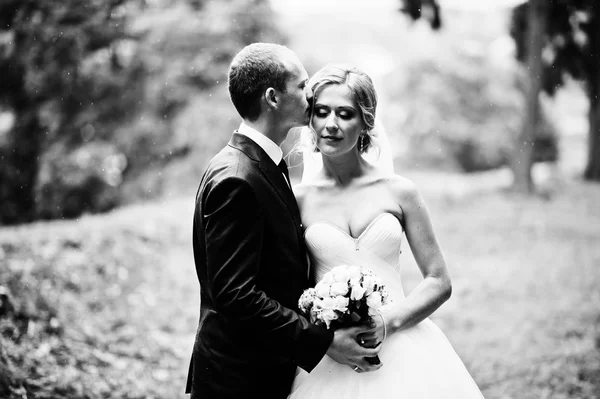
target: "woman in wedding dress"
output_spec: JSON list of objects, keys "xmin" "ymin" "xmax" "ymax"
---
[{"xmin": 288, "ymin": 64, "xmax": 484, "ymax": 398}]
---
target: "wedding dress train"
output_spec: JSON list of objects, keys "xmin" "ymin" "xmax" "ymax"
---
[{"xmin": 289, "ymin": 213, "xmax": 484, "ymax": 399}]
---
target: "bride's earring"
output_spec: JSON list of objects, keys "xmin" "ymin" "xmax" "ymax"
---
[{"xmin": 358, "ymin": 133, "xmax": 366, "ymax": 152}]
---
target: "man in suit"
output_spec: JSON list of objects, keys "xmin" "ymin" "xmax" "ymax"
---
[{"xmin": 185, "ymin": 43, "xmax": 382, "ymax": 399}]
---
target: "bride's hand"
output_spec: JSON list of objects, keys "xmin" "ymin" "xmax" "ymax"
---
[
  {"xmin": 359, "ymin": 313, "xmax": 386, "ymax": 348},
  {"xmin": 326, "ymin": 325, "xmax": 383, "ymax": 372}
]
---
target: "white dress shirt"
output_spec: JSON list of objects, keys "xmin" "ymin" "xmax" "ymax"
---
[
  {"xmin": 237, "ymin": 123, "xmax": 290, "ymax": 187},
  {"xmin": 238, "ymin": 123, "xmax": 282, "ymax": 165}
]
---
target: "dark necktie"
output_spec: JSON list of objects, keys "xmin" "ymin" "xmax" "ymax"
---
[{"xmin": 278, "ymin": 159, "xmax": 291, "ymax": 188}]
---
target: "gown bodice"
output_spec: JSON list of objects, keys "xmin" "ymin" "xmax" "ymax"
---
[{"xmin": 304, "ymin": 213, "xmax": 406, "ymax": 301}]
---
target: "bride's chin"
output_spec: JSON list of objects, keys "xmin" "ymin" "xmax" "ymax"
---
[
  {"xmin": 317, "ymin": 147, "xmax": 337, "ymax": 157},
  {"xmin": 317, "ymin": 141, "xmax": 340, "ymax": 151}
]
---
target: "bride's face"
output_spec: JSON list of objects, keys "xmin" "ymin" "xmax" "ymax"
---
[{"xmin": 311, "ymin": 84, "xmax": 365, "ymax": 157}]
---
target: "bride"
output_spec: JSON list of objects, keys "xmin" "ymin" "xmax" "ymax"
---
[{"xmin": 288, "ymin": 64, "xmax": 484, "ymax": 398}]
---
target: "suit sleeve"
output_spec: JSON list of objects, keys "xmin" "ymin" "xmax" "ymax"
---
[{"xmin": 202, "ymin": 177, "xmax": 332, "ymax": 372}]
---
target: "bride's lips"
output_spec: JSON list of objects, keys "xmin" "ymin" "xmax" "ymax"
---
[{"xmin": 321, "ymin": 135, "xmax": 342, "ymax": 141}]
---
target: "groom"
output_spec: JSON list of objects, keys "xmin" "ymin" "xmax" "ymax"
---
[{"xmin": 185, "ymin": 43, "xmax": 382, "ymax": 399}]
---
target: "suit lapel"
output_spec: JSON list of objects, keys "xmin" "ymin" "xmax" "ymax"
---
[
  {"xmin": 228, "ymin": 133, "xmax": 304, "ymax": 239},
  {"xmin": 258, "ymin": 160, "xmax": 303, "ymax": 224}
]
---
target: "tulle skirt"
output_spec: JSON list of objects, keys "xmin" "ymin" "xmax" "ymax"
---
[{"xmin": 289, "ymin": 319, "xmax": 484, "ymax": 399}]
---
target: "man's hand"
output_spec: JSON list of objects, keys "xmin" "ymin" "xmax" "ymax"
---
[{"xmin": 326, "ymin": 325, "xmax": 383, "ymax": 373}]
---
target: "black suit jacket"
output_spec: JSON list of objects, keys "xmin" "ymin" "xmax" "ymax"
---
[{"xmin": 186, "ymin": 133, "xmax": 333, "ymax": 399}]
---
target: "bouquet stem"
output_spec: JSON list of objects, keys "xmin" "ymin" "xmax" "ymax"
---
[{"xmin": 365, "ymin": 355, "xmax": 381, "ymax": 365}]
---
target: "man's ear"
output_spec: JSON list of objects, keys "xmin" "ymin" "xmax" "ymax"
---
[{"xmin": 264, "ymin": 87, "xmax": 278, "ymax": 109}]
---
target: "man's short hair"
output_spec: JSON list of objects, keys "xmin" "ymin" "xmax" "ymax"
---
[{"xmin": 228, "ymin": 43, "xmax": 292, "ymax": 121}]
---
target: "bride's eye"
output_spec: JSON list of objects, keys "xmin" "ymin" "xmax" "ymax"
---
[
  {"xmin": 338, "ymin": 111, "xmax": 354, "ymax": 120},
  {"xmin": 314, "ymin": 108, "xmax": 329, "ymax": 118}
]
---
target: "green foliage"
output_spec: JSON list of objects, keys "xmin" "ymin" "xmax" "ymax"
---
[
  {"xmin": 116, "ymin": 0, "xmax": 285, "ymax": 201},
  {"xmin": 0, "ymin": 0, "xmax": 141, "ymax": 224},
  {"xmin": 510, "ymin": 1, "xmax": 600, "ymax": 181},
  {"xmin": 384, "ymin": 44, "xmax": 557, "ymax": 173},
  {"xmin": 399, "ymin": 0, "xmax": 442, "ymax": 30},
  {"xmin": 0, "ymin": 0, "xmax": 286, "ymax": 224},
  {"xmin": 388, "ymin": 6, "xmax": 558, "ymax": 173},
  {"xmin": 35, "ymin": 142, "xmax": 125, "ymax": 220},
  {"xmin": 510, "ymin": 0, "xmax": 598, "ymax": 96}
]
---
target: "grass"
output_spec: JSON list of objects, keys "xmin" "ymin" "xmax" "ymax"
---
[
  {"xmin": 401, "ymin": 172, "xmax": 600, "ymax": 399},
  {"xmin": 1, "ymin": 169, "xmax": 599, "ymax": 398},
  {"xmin": 0, "ymin": 199, "xmax": 198, "ymax": 399}
]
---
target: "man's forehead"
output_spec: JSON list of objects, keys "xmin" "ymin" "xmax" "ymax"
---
[{"xmin": 285, "ymin": 66, "xmax": 307, "ymax": 84}]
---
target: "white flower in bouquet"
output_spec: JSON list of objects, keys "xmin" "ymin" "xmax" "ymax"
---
[
  {"xmin": 315, "ymin": 281, "xmax": 331, "ymax": 298},
  {"xmin": 318, "ymin": 297, "xmax": 348, "ymax": 327},
  {"xmin": 330, "ymin": 281, "xmax": 349, "ymax": 296},
  {"xmin": 297, "ymin": 264, "xmax": 390, "ymax": 329},
  {"xmin": 346, "ymin": 266, "xmax": 362, "ymax": 281},
  {"xmin": 297, "ymin": 264, "xmax": 391, "ymax": 365},
  {"xmin": 332, "ymin": 295, "xmax": 350, "ymax": 311},
  {"xmin": 350, "ymin": 283, "xmax": 367, "ymax": 301},
  {"xmin": 320, "ymin": 297, "xmax": 336, "ymax": 309},
  {"xmin": 312, "ymin": 298, "xmax": 324, "ymax": 311},
  {"xmin": 362, "ymin": 274, "xmax": 377, "ymax": 295},
  {"xmin": 321, "ymin": 271, "xmax": 336, "ymax": 284},
  {"xmin": 380, "ymin": 288, "xmax": 390, "ymax": 304},
  {"xmin": 298, "ymin": 288, "xmax": 318, "ymax": 314},
  {"xmin": 330, "ymin": 265, "xmax": 351, "ymax": 283},
  {"xmin": 320, "ymin": 308, "xmax": 339, "ymax": 327},
  {"xmin": 366, "ymin": 291, "xmax": 383, "ymax": 315}
]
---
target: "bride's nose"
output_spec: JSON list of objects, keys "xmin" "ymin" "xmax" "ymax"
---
[{"xmin": 325, "ymin": 115, "xmax": 338, "ymax": 131}]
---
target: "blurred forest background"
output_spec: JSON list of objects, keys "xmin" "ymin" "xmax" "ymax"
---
[{"xmin": 1, "ymin": 0, "xmax": 599, "ymax": 398}]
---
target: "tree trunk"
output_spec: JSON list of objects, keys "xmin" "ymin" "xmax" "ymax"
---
[
  {"xmin": 584, "ymin": 8, "xmax": 600, "ymax": 181},
  {"xmin": 585, "ymin": 97, "xmax": 600, "ymax": 180},
  {"xmin": 0, "ymin": 111, "xmax": 41, "ymax": 225},
  {"xmin": 0, "ymin": 61, "xmax": 41, "ymax": 225},
  {"xmin": 586, "ymin": 106, "xmax": 600, "ymax": 181},
  {"xmin": 512, "ymin": 0, "xmax": 546, "ymax": 193}
]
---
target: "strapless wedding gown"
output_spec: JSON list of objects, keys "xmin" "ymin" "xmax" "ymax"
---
[{"xmin": 289, "ymin": 213, "xmax": 484, "ymax": 398}]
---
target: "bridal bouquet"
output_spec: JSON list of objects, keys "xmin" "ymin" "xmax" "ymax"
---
[{"xmin": 298, "ymin": 264, "xmax": 390, "ymax": 364}]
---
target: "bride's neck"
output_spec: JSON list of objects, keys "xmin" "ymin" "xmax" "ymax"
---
[{"xmin": 321, "ymin": 153, "xmax": 369, "ymax": 186}]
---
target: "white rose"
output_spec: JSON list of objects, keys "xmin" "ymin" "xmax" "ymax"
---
[
  {"xmin": 346, "ymin": 266, "xmax": 362, "ymax": 281},
  {"xmin": 366, "ymin": 291, "xmax": 383, "ymax": 309},
  {"xmin": 330, "ymin": 281, "xmax": 349, "ymax": 296},
  {"xmin": 321, "ymin": 297, "xmax": 335, "ymax": 309},
  {"xmin": 315, "ymin": 282, "xmax": 330, "ymax": 298},
  {"xmin": 350, "ymin": 284, "xmax": 367, "ymax": 301},
  {"xmin": 312, "ymin": 298, "xmax": 324, "ymax": 311},
  {"xmin": 331, "ymin": 265, "xmax": 351, "ymax": 283},
  {"xmin": 362, "ymin": 275, "xmax": 376, "ymax": 295},
  {"xmin": 321, "ymin": 271, "xmax": 335, "ymax": 284},
  {"xmin": 332, "ymin": 296, "xmax": 349, "ymax": 311},
  {"xmin": 372, "ymin": 276, "xmax": 384, "ymax": 289},
  {"xmin": 320, "ymin": 308, "xmax": 339, "ymax": 328},
  {"xmin": 349, "ymin": 276, "xmax": 361, "ymax": 287}
]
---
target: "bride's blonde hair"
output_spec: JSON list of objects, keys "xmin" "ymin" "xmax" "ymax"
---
[{"xmin": 302, "ymin": 64, "xmax": 379, "ymax": 155}]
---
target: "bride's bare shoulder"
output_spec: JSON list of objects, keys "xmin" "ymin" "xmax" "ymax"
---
[{"xmin": 381, "ymin": 174, "xmax": 421, "ymax": 200}]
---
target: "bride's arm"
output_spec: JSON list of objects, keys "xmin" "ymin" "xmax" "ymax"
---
[{"xmin": 382, "ymin": 177, "xmax": 452, "ymax": 336}]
